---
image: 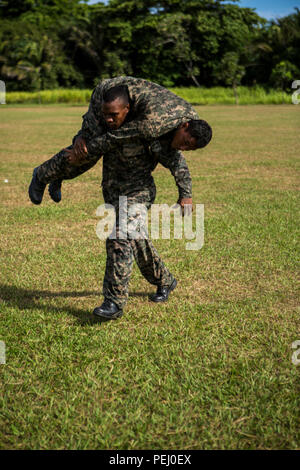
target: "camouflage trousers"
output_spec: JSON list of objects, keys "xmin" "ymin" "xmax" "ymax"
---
[
  {"xmin": 102, "ymin": 186, "xmax": 175, "ymax": 308},
  {"xmin": 36, "ymin": 145, "xmax": 100, "ymax": 184},
  {"xmin": 35, "ymin": 146, "xmax": 174, "ymax": 309}
]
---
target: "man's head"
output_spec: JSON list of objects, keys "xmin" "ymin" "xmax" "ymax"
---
[
  {"xmin": 102, "ymin": 85, "xmax": 130, "ymax": 130},
  {"xmin": 171, "ymin": 119, "xmax": 212, "ymax": 151}
]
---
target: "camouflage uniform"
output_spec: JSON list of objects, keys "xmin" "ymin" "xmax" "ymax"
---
[
  {"xmin": 35, "ymin": 77, "xmax": 198, "ymax": 308},
  {"xmin": 101, "ymin": 134, "xmax": 191, "ymax": 308},
  {"xmin": 36, "ymin": 76, "xmax": 199, "ymax": 184}
]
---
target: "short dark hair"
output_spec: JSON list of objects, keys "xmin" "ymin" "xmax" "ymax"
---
[
  {"xmin": 103, "ymin": 85, "xmax": 129, "ymax": 105},
  {"xmin": 187, "ymin": 119, "xmax": 212, "ymax": 148}
]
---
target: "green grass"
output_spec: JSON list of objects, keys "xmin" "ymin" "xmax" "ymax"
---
[
  {"xmin": 5, "ymin": 88, "xmax": 93, "ymax": 105},
  {"xmin": 4, "ymin": 86, "xmax": 292, "ymax": 105},
  {"xmin": 171, "ymin": 86, "xmax": 292, "ymax": 105},
  {"xmin": 0, "ymin": 104, "xmax": 299, "ymax": 449}
]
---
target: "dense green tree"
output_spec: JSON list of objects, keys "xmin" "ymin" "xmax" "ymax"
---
[
  {"xmin": 246, "ymin": 8, "xmax": 300, "ymax": 87},
  {"xmin": 0, "ymin": 0, "xmax": 89, "ymax": 19},
  {"xmin": 219, "ymin": 52, "xmax": 245, "ymax": 103},
  {"xmin": 270, "ymin": 60, "xmax": 299, "ymax": 91},
  {"xmin": 0, "ymin": 0, "xmax": 299, "ymax": 91},
  {"xmin": 0, "ymin": 0, "xmax": 36, "ymax": 18},
  {"xmin": 0, "ymin": 18, "xmax": 84, "ymax": 90}
]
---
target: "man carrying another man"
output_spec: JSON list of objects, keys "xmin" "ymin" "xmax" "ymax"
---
[{"xmin": 28, "ymin": 77, "xmax": 212, "ymax": 320}]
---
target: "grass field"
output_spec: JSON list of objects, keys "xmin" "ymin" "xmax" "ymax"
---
[{"xmin": 0, "ymin": 104, "xmax": 299, "ymax": 450}]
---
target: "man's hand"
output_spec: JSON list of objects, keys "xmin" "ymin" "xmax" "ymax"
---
[
  {"xmin": 65, "ymin": 136, "xmax": 88, "ymax": 166},
  {"xmin": 177, "ymin": 197, "xmax": 193, "ymax": 216}
]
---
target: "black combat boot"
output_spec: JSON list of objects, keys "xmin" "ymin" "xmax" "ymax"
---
[
  {"xmin": 48, "ymin": 179, "xmax": 62, "ymax": 203},
  {"xmin": 93, "ymin": 299, "xmax": 123, "ymax": 321},
  {"xmin": 149, "ymin": 278, "xmax": 177, "ymax": 302},
  {"xmin": 28, "ymin": 167, "xmax": 46, "ymax": 205}
]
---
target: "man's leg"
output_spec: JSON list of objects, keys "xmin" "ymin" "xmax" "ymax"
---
[
  {"xmin": 93, "ymin": 189, "xmax": 176, "ymax": 321},
  {"xmin": 94, "ymin": 194, "xmax": 143, "ymax": 320},
  {"xmin": 101, "ymin": 231, "xmax": 176, "ymax": 309},
  {"xmin": 127, "ymin": 191, "xmax": 176, "ymax": 302},
  {"xmin": 29, "ymin": 145, "xmax": 101, "ymax": 204},
  {"xmin": 100, "ymin": 197, "xmax": 175, "ymax": 312},
  {"xmin": 36, "ymin": 146, "xmax": 100, "ymax": 185},
  {"xmin": 103, "ymin": 237, "xmax": 134, "ymax": 309},
  {"xmin": 131, "ymin": 238, "xmax": 175, "ymax": 289}
]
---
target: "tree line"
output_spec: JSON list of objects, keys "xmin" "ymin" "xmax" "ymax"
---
[{"xmin": 0, "ymin": 0, "xmax": 299, "ymax": 92}]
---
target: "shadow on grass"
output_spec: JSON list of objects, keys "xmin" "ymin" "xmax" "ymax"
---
[{"xmin": 0, "ymin": 284, "xmax": 150, "ymax": 326}]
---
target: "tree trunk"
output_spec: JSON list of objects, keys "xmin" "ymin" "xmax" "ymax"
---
[
  {"xmin": 190, "ymin": 74, "xmax": 201, "ymax": 87},
  {"xmin": 184, "ymin": 61, "xmax": 201, "ymax": 87}
]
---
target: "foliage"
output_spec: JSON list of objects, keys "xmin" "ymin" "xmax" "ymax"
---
[
  {"xmin": 0, "ymin": 17, "xmax": 84, "ymax": 91},
  {"xmin": 270, "ymin": 60, "xmax": 300, "ymax": 91},
  {"xmin": 219, "ymin": 52, "xmax": 245, "ymax": 104},
  {"xmin": 0, "ymin": 1, "xmax": 299, "ymax": 91}
]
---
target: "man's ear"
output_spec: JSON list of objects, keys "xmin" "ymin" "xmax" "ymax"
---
[
  {"xmin": 121, "ymin": 103, "xmax": 130, "ymax": 113},
  {"xmin": 182, "ymin": 122, "xmax": 189, "ymax": 129}
]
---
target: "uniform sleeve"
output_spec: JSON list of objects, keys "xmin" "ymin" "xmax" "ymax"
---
[
  {"xmin": 83, "ymin": 120, "xmax": 150, "ymax": 158},
  {"xmin": 72, "ymin": 86, "xmax": 111, "ymax": 159},
  {"xmin": 157, "ymin": 150, "xmax": 192, "ymax": 199}
]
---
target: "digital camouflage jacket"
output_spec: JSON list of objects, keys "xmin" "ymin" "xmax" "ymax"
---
[{"xmin": 76, "ymin": 76, "xmax": 199, "ymax": 199}]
